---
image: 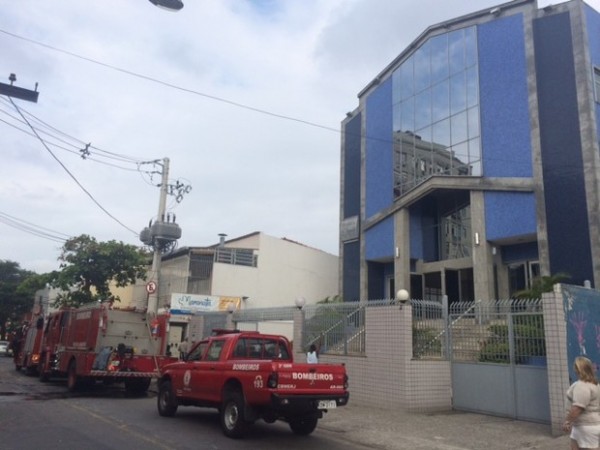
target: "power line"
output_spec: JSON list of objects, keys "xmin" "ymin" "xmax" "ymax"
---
[
  {"xmin": 0, "ymin": 210, "xmax": 69, "ymax": 243},
  {"xmin": 7, "ymin": 97, "xmax": 139, "ymax": 236},
  {"xmin": 0, "ymin": 97, "xmax": 149, "ymax": 165},
  {"xmin": 0, "ymin": 28, "xmax": 341, "ymax": 135}
]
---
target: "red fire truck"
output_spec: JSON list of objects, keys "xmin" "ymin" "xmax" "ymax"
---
[
  {"xmin": 37, "ymin": 303, "xmax": 175, "ymax": 394},
  {"xmin": 14, "ymin": 311, "xmax": 45, "ymax": 375}
]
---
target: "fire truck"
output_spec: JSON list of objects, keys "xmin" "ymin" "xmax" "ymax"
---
[
  {"xmin": 14, "ymin": 310, "xmax": 45, "ymax": 375},
  {"xmin": 37, "ymin": 303, "xmax": 175, "ymax": 394}
]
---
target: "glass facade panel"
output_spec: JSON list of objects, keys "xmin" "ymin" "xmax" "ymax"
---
[
  {"xmin": 430, "ymin": 34, "xmax": 449, "ymax": 85},
  {"xmin": 415, "ymin": 90, "xmax": 432, "ymax": 130},
  {"xmin": 451, "ymin": 111, "xmax": 468, "ymax": 145},
  {"xmin": 433, "ymin": 118, "xmax": 451, "ymax": 148},
  {"xmin": 414, "ymin": 42, "xmax": 431, "ymax": 93},
  {"xmin": 466, "ymin": 66, "xmax": 478, "ymax": 107},
  {"xmin": 401, "ymin": 98, "xmax": 415, "ymax": 132},
  {"xmin": 399, "ymin": 55, "xmax": 414, "ymax": 101},
  {"xmin": 431, "ymin": 80, "xmax": 449, "ymax": 122},
  {"xmin": 392, "ymin": 26, "xmax": 480, "ymax": 198},
  {"xmin": 448, "ymin": 29, "xmax": 465, "ymax": 74},
  {"xmin": 452, "ymin": 141, "xmax": 469, "ymax": 167},
  {"xmin": 467, "ymin": 107, "xmax": 480, "ymax": 140},
  {"xmin": 441, "ymin": 204, "xmax": 471, "ymax": 260},
  {"xmin": 450, "ymin": 72, "xmax": 467, "ymax": 115},
  {"xmin": 465, "ymin": 27, "xmax": 477, "ymax": 68}
]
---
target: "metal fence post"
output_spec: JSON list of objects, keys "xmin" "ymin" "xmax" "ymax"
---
[{"xmin": 443, "ymin": 295, "xmax": 450, "ymax": 360}]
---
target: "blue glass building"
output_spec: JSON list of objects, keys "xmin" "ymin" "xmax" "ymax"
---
[{"xmin": 340, "ymin": 0, "xmax": 600, "ymax": 302}]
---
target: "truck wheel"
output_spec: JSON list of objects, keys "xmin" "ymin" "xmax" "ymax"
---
[
  {"xmin": 220, "ymin": 390, "xmax": 247, "ymax": 439},
  {"xmin": 67, "ymin": 360, "xmax": 80, "ymax": 392},
  {"xmin": 289, "ymin": 416, "xmax": 318, "ymax": 436},
  {"xmin": 157, "ymin": 380, "xmax": 178, "ymax": 417},
  {"xmin": 125, "ymin": 378, "xmax": 151, "ymax": 396}
]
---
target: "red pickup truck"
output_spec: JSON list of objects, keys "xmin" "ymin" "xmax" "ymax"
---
[{"xmin": 157, "ymin": 330, "xmax": 349, "ymax": 438}]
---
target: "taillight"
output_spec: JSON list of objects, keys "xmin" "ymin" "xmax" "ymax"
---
[
  {"xmin": 344, "ymin": 374, "xmax": 349, "ymax": 390},
  {"xmin": 267, "ymin": 372, "xmax": 278, "ymax": 388}
]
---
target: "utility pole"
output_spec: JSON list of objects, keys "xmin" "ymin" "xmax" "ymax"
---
[
  {"xmin": 0, "ymin": 73, "xmax": 39, "ymax": 103},
  {"xmin": 147, "ymin": 157, "xmax": 170, "ymax": 316}
]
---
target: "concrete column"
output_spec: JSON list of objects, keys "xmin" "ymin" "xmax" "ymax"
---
[
  {"xmin": 542, "ymin": 286, "xmax": 570, "ymax": 436},
  {"xmin": 293, "ymin": 308, "xmax": 305, "ymax": 360},
  {"xmin": 394, "ymin": 208, "xmax": 411, "ymax": 297},
  {"xmin": 470, "ymin": 191, "xmax": 495, "ymax": 302}
]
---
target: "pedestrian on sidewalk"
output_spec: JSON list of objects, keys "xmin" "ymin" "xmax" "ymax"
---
[
  {"xmin": 563, "ymin": 356, "xmax": 600, "ymax": 449},
  {"xmin": 178, "ymin": 337, "xmax": 189, "ymax": 360},
  {"xmin": 306, "ymin": 344, "xmax": 318, "ymax": 364}
]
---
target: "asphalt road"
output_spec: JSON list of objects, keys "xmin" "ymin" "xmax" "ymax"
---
[{"xmin": 0, "ymin": 356, "xmax": 372, "ymax": 450}]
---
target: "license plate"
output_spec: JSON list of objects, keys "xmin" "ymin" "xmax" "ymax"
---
[{"xmin": 318, "ymin": 400, "xmax": 337, "ymax": 409}]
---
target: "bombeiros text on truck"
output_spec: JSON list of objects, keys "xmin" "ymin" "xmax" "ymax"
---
[{"xmin": 157, "ymin": 329, "xmax": 350, "ymax": 438}]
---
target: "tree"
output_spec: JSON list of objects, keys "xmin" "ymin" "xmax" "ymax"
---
[
  {"xmin": 0, "ymin": 260, "xmax": 39, "ymax": 339},
  {"xmin": 49, "ymin": 235, "xmax": 149, "ymax": 308},
  {"xmin": 514, "ymin": 272, "xmax": 570, "ymax": 299}
]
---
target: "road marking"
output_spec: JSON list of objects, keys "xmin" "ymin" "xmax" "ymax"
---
[{"xmin": 69, "ymin": 402, "xmax": 175, "ymax": 450}]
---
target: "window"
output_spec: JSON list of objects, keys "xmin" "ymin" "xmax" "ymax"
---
[
  {"xmin": 392, "ymin": 26, "xmax": 481, "ymax": 198},
  {"xmin": 440, "ymin": 204, "xmax": 471, "ymax": 260},
  {"xmin": 205, "ymin": 340, "xmax": 225, "ymax": 361},
  {"xmin": 231, "ymin": 337, "xmax": 291, "ymax": 360},
  {"xmin": 594, "ymin": 67, "xmax": 600, "ymax": 103},
  {"xmin": 187, "ymin": 341, "xmax": 207, "ymax": 361},
  {"xmin": 508, "ymin": 261, "xmax": 540, "ymax": 297}
]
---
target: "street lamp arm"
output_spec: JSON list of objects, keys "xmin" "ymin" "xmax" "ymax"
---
[{"xmin": 149, "ymin": 0, "xmax": 184, "ymax": 11}]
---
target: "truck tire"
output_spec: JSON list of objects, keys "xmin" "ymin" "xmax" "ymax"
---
[
  {"xmin": 157, "ymin": 380, "xmax": 178, "ymax": 417},
  {"xmin": 220, "ymin": 390, "xmax": 248, "ymax": 439},
  {"xmin": 67, "ymin": 360, "xmax": 80, "ymax": 392},
  {"xmin": 289, "ymin": 415, "xmax": 318, "ymax": 436},
  {"xmin": 125, "ymin": 377, "xmax": 151, "ymax": 396}
]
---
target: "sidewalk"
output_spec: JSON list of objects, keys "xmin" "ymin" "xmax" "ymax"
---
[{"xmin": 319, "ymin": 404, "xmax": 570, "ymax": 450}]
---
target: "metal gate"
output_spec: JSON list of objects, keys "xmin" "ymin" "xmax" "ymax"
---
[{"xmin": 448, "ymin": 299, "xmax": 550, "ymax": 423}]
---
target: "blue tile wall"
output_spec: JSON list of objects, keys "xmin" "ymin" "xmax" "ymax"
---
[
  {"xmin": 534, "ymin": 12, "xmax": 593, "ymax": 285},
  {"xmin": 343, "ymin": 241, "xmax": 360, "ymax": 302},
  {"xmin": 410, "ymin": 204, "xmax": 424, "ymax": 260},
  {"xmin": 502, "ymin": 242, "xmax": 538, "ymax": 264},
  {"xmin": 485, "ymin": 191, "xmax": 536, "ymax": 241},
  {"xmin": 365, "ymin": 216, "xmax": 394, "ymax": 261},
  {"xmin": 365, "ymin": 78, "xmax": 394, "ymax": 219},
  {"xmin": 343, "ymin": 113, "xmax": 362, "ymax": 219},
  {"xmin": 585, "ymin": 5, "xmax": 600, "ymax": 150},
  {"xmin": 478, "ymin": 14, "xmax": 532, "ymax": 177}
]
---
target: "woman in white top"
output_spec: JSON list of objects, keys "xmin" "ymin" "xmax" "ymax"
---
[
  {"xmin": 306, "ymin": 344, "xmax": 318, "ymax": 364},
  {"xmin": 563, "ymin": 356, "xmax": 600, "ymax": 449}
]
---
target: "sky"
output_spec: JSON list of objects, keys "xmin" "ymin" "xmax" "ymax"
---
[{"xmin": 1, "ymin": 0, "xmax": 597, "ymax": 274}]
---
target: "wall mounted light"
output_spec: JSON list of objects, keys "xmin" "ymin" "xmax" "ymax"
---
[{"xmin": 474, "ymin": 232, "xmax": 480, "ymax": 246}]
